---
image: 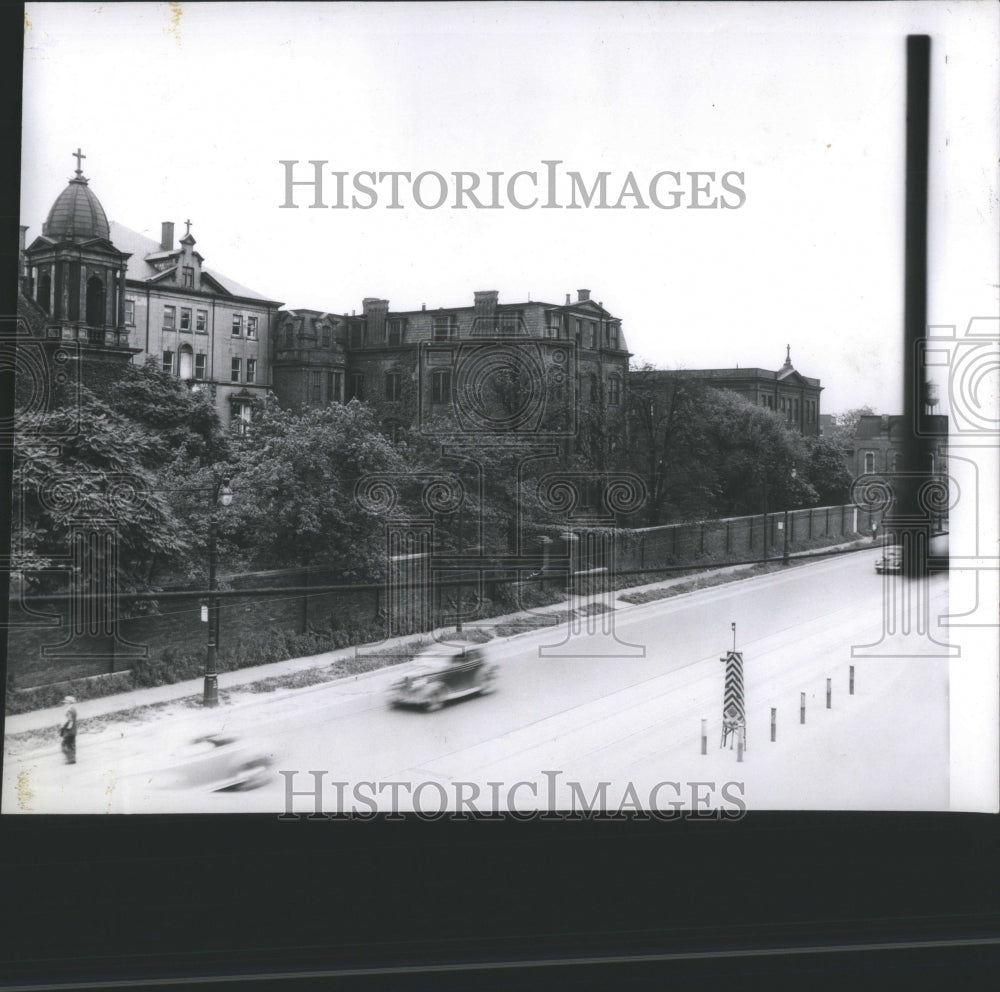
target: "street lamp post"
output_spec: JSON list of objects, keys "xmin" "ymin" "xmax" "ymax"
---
[
  {"xmin": 782, "ymin": 467, "xmax": 797, "ymax": 565},
  {"xmin": 204, "ymin": 478, "xmax": 232, "ymax": 707}
]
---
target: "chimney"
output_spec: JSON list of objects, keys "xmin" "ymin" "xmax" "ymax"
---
[
  {"xmin": 422, "ymin": 303, "xmax": 426, "ymax": 311},
  {"xmin": 160, "ymin": 222, "xmax": 174, "ymax": 251},
  {"xmin": 565, "ymin": 293, "xmax": 571, "ymax": 305},
  {"xmin": 473, "ymin": 290, "xmax": 499, "ymax": 335},
  {"xmin": 362, "ymin": 297, "xmax": 389, "ymax": 342},
  {"xmin": 577, "ymin": 289, "xmax": 591, "ymax": 302}
]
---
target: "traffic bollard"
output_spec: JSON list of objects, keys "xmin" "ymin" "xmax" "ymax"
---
[
  {"xmin": 850, "ymin": 665, "xmax": 855, "ymax": 695},
  {"xmin": 770, "ymin": 708, "xmax": 776, "ymax": 742},
  {"xmin": 826, "ymin": 678, "xmax": 832, "ymax": 709},
  {"xmin": 800, "ymin": 692, "xmax": 806, "ymax": 724},
  {"xmin": 701, "ymin": 719, "xmax": 707, "ymax": 755}
]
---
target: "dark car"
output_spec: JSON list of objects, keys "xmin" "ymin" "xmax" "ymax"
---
[
  {"xmin": 389, "ymin": 644, "xmax": 498, "ymax": 711},
  {"xmin": 875, "ymin": 546, "xmax": 903, "ymax": 574}
]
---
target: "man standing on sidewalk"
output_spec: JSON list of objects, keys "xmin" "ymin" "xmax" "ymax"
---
[{"xmin": 59, "ymin": 696, "xmax": 77, "ymax": 764}]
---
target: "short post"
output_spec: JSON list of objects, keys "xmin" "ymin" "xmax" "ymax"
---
[
  {"xmin": 770, "ymin": 707, "xmax": 776, "ymax": 742},
  {"xmin": 736, "ymin": 732, "xmax": 744, "ymax": 763},
  {"xmin": 826, "ymin": 678, "xmax": 832, "ymax": 709},
  {"xmin": 800, "ymin": 692, "xmax": 806, "ymax": 724},
  {"xmin": 700, "ymin": 719, "xmax": 707, "ymax": 755},
  {"xmin": 849, "ymin": 665, "xmax": 855, "ymax": 695}
]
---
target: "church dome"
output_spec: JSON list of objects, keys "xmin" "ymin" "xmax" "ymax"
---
[{"xmin": 42, "ymin": 174, "xmax": 110, "ymax": 242}]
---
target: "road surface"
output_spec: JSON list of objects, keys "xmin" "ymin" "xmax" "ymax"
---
[{"xmin": 3, "ymin": 548, "xmax": 952, "ymax": 814}]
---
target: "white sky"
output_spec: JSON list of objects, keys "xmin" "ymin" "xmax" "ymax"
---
[{"xmin": 20, "ymin": 1, "xmax": 999, "ymax": 416}]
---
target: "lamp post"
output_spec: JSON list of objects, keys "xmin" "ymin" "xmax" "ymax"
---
[
  {"xmin": 204, "ymin": 478, "xmax": 232, "ymax": 707},
  {"xmin": 782, "ymin": 467, "xmax": 797, "ymax": 565}
]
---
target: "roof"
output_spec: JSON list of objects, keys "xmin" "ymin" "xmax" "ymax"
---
[
  {"xmin": 108, "ymin": 222, "xmax": 281, "ymax": 304},
  {"xmin": 634, "ymin": 367, "xmax": 822, "ymax": 389},
  {"xmin": 42, "ymin": 176, "xmax": 110, "ymax": 242}
]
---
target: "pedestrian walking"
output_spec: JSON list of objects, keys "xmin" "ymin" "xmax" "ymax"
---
[
  {"xmin": 872, "ymin": 520, "xmax": 879, "ymax": 543},
  {"xmin": 59, "ymin": 696, "xmax": 77, "ymax": 764}
]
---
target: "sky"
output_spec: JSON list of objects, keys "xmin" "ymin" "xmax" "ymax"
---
[{"xmin": 20, "ymin": 1, "xmax": 999, "ymax": 417}]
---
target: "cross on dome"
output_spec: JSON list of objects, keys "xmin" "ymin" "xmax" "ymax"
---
[
  {"xmin": 184, "ymin": 219, "xmax": 192, "ymax": 236},
  {"xmin": 73, "ymin": 147, "xmax": 86, "ymax": 177}
]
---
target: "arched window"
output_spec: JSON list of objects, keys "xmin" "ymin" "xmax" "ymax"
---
[
  {"xmin": 85, "ymin": 275, "xmax": 105, "ymax": 326},
  {"xmin": 37, "ymin": 272, "xmax": 51, "ymax": 314},
  {"xmin": 178, "ymin": 345, "xmax": 194, "ymax": 380}
]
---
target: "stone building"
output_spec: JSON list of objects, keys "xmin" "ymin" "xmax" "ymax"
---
[
  {"xmin": 272, "ymin": 289, "xmax": 632, "ymax": 449},
  {"xmin": 21, "ymin": 153, "xmax": 283, "ymax": 428},
  {"xmin": 850, "ymin": 414, "xmax": 948, "ymax": 477},
  {"xmin": 631, "ymin": 347, "xmax": 823, "ymax": 436}
]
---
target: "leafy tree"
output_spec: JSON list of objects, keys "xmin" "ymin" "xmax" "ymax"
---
[
  {"xmin": 13, "ymin": 389, "xmax": 193, "ymax": 593},
  {"xmin": 804, "ymin": 435, "xmax": 853, "ymax": 505},
  {"xmin": 222, "ymin": 400, "xmax": 406, "ymax": 574},
  {"xmin": 825, "ymin": 404, "xmax": 876, "ymax": 447}
]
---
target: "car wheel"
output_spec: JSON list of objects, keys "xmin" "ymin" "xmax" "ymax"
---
[
  {"xmin": 478, "ymin": 666, "xmax": 497, "ymax": 696},
  {"xmin": 424, "ymin": 687, "xmax": 447, "ymax": 712}
]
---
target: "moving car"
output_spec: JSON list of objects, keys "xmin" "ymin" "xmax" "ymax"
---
[
  {"xmin": 875, "ymin": 546, "xmax": 903, "ymax": 574},
  {"xmin": 389, "ymin": 644, "xmax": 498, "ymax": 711},
  {"xmin": 155, "ymin": 733, "xmax": 272, "ymax": 791}
]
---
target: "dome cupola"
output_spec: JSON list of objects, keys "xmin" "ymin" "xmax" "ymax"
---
[{"xmin": 41, "ymin": 148, "xmax": 110, "ymax": 242}]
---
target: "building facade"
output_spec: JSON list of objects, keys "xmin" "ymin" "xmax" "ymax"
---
[
  {"xmin": 631, "ymin": 347, "xmax": 823, "ymax": 436},
  {"xmin": 850, "ymin": 414, "xmax": 948, "ymax": 477},
  {"xmin": 21, "ymin": 155, "xmax": 283, "ymax": 428}
]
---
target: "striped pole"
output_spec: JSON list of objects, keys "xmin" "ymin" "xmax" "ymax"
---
[
  {"xmin": 826, "ymin": 678, "xmax": 832, "ymax": 709},
  {"xmin": 770, "ymin": 707, "xmax": 776, "ymax": 742},
  {"xmin": 800, "ymin": 692, "xmax": 806, "ymax": 724},
  {"xmin": 701, "ymin": 719, "xmax": 707, "ymax": 755},
  {"xmin": 720, "ymin": 649, "xmax": 745, "ymax": 750},
  {"xmin": 850, "ymin": 665, "xmax": 855, "ymax": 695}
]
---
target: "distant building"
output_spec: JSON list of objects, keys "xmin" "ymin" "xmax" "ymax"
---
[
  {"xmin": 850, "ymin": 414, "xmax": 948, "ymax": 477},
  {"xmin": 630, "ymin": 347, "xmax": 822, "ymax": 436}
]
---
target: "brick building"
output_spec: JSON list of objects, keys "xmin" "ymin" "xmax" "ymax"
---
[
  {"xmin": 631, "ymin": 347, "xmax": 823, "ymax": 436},
  {"xmin": 21, "ymin": 153, "xmax": 283, "ymax": 428}
]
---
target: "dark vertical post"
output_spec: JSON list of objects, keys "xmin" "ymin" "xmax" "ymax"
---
[
  {"xmin": 700, "ymin": 718, "xmax": 707, "ymax": 755},
  {"xmin": 826, "ymin": 677, "xmax": 832, "ymax": 709},
  {"xmin": 899, "ymin": 35, "xmax": 932, "ymax": 579},
  {"xmin": 770, "ymin": 707, "xmax": 776, "ymax": 742},
  {"xmin": 800, "ymin": 692, "xmax": 806, "ymax": 724},
  {"xmin": 204, "ymin": 492, "xmax": 219, "ymax": 707},
  {"xmin": 850, "ymin": 665, "xmax": 855, "ymax": 695}
]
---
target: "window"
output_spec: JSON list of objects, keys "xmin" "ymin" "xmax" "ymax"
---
[
  {"xmin": 575, "ymin": 320, "xmax": 582, "ymax": 344},
  {"xmin": 162, "ymin": 350, "xmax": 174, "ymax": 374},
  {"xmin": 194, "ymin": 353, "xmax": 206, "ymax": 380},
  {"xmin": 865, "ymin": 452, "xmax": 875, "ymax": 473},
  {"xmin": 330, "ymin": 370, "xmax": 344, "ymax": 403},
  {"xmin": 310, "ymin": 370, "xmax": 321, "ymax": 403},
  {"xmin": 350, "ymin": 324, "xmax": 364, "ymax": 349},
  {"xmin": 247, "ymin": 316, "xmax": 258, "ymax": 340},
  {"xmin": 196, "ymin": 309, "xmax": 207, "ymax": 332},
  {"xmin": 497, "ymin": 311, "xmax": 522, "ymax": 335},
  {"xmin": 182, "ymin": 266, "xmax": 194, "ymax": 288},
  {"xmin": 350, "ymin": 372, "xmax": 365, "ymax": 401},
  {"xmin": 231, "ymin": 357, "xmax": 241, "ymax": 382},
  {"xmin": 234, "ymin": 403, "xmax": 252, "ymax": 435},
  {"xmin": 605, "ymin": 323, "xmax": 619, "ymax": 349},
  {"xmin": 232, "ymin": 314, "xmax": 243, "ymax": 336},
  {"xmin": 321, "ymin": 327, "xmax": 331, "ymax": 347},
  {"xmin": 589, "ymin": 373, "xmax": 600, "ymax": 403},
  {"xmin": 432, "ymin": 369, "xmax": 452, "ymax": 403},
  {"xmin": 384, "ymin": 372, "xmax": 402, "ymax": 401},
  {"xmin": 589, "ymin": 322, "xmax": 597, "ymax": 349},
  {"xmin": 247, "ymin": 358, "xmax": 257, "ymax": 384},
  {"xmin": 124, "ymin": 298, "xmax": 135, "ymax": 326},
  {"xmin": 546, "ymin": 322, "xmax": 560, "ymax": 339},
  {"xmin": 432, "ymin": 315, "xmax": 457, "ymax": 341},
  {"xmin": 180, "ymin": 308, "xmax": 192, "ymax": 331},
  {"xmin": 163, "ymin": 305, "xmax": 176, "ymax": 330},
  {"xmin": 178, "ymin": 347, "xmax": 194, "ymax": 380},
  {"xmin": 608, "ymin": 375, "xmax": 622, "ymax": 406},
  {"xmin": 388, "ymin": 319, "xmax": 405, "ymax": 346}
]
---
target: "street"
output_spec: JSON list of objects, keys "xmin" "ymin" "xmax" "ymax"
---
[{"xmin": 3, "ymin": 548, "xmax": 951, "ymax": 814}]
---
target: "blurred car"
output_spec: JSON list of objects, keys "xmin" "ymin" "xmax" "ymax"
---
[
  {"xmin": 155, "ymin": 733, "xmax": 272, "ymax": 791},
  {"xmin": 875, "ymin": 546, "xmax": 903, "ymax": 574},
  {"xmin": 389, "ymin": 644, "xmax": 498, "ymax": 711}
]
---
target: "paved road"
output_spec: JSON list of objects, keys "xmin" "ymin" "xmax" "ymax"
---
[{"xmin": 3, "ymin": 549, "xmax": 952, "ymax": 814}]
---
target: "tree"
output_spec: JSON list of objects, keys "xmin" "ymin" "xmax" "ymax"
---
[
  {"xmin": 804, "ymin": 435, "xmax": 853, "ymax": 505},
  {"xmin": 222, "ymin": 401, "xmax": 407, "ymax": 574},
  {"xmin": 826, "ymin": 404, "xmax": 876, "ymax": 447},
  {"xmin": 13, "ymin": 389, "xmax": 193, "ymax": 593}
]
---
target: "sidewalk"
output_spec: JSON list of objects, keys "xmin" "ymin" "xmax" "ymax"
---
[{"xmin": 4, "ymin": 538, "xmax": 874, "ymax": 738}]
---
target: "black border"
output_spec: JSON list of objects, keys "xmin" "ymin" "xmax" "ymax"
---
[{"xmin": 1, "ymin": 7, "xmax": 997, "ymax": 989}]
